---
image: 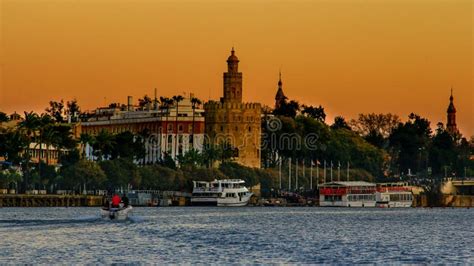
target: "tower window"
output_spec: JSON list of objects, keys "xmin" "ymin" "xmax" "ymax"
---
[{"xmin": 248, "ymin": 126, "xmax": 252, "ymax": 132}]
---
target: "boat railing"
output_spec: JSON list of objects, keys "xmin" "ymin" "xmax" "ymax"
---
[
  {"xmin": 376, "ymin": 187, "xmax": 411, "ymax": 193},
  {"xmin": 193, "ymin": 187, "xmax": 221, "ymax": 192}
]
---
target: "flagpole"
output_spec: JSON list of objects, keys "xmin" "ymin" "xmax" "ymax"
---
[
  {"xmin": 302, "ymin": 160, "xmax": 305, "ymax": 190},
  {"xmin": 347, "ymin": 162, "xmax": 350, "ymax": 181},
  {"xmin": 316, "ymin": 159, "xmax": 319, "ymax": 188},
  {"xmin": 338, "ymin": 161, "xmax": 341, "ymax": 182},
  {"xmin": 289, "ymin": 157, "xmax": 292, "ymax": 191},
  {"xmin": 330, "ymin": 161, "xmax": 333, "ymax": 183},
  {"xmin": 323, "ymin": 160, "xmax": 326, "ymax": 184},
  {"xmin": 279, "ymin": 157, "xmax": 282, "ymax": 190},
  {"xmin": 295, "ymin": 158, "xmax": 298, "ymax": 191},
  {"xmin": 310, "ymin": 160, "xmax": 313, "ymax": 190}
]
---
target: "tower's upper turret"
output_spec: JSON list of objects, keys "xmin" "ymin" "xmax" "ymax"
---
[
  {"xmin": 227, "ymin": 47, "xmax": 239, "ymax": 73},
  {"xmin": 223, "ymin": 48, "xmax": 243, "ymax": 103}
]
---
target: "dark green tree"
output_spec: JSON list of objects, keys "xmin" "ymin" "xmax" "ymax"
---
[
  {"xmin": 273, "ymin": 100, "xmax": 300, "ymax": 118},
  {"xmin": 0, "ymin": 112, "xmax": 9, "ymax": 123},
  {"xmin": 389, "ymin": 113, "xmax": 432, "ymax": 176},
  {"xmin": 177, "ymin": 149, "xmax": 203, "ymax": 168},
  {"xmin": 331, "ymin": 116, "xmax": 351, "ymax": 130},
  {"xmin": 190, "ymin": 97, "xmax": 202, "ymax": 147},
  {"xmin": 45, "ymin": 100, "xmax": 65, "ymax": 123},
  {"xmin": 61, "ymin": 160, "xmax": 106, "ymax": 191},
  {"xmin": 66, "ymin": 99, "xmax": 81, "ymax": 122},
  {"xmin": 92, "ymin": 130, "xmax": 116, "ymax": 161},
  {"xmin": 172, "ymin": 95, "xmax": 184, "ymax": 159},
  {"xmin": 138, "ymin": 95, "xmax": 152, "ymax": 109},
  {"xmin": 301, "ymin": 105, "xmax": 326, "ymax": 122},
  {"xmin": 428, "ymin": 123, "xmax": 456, "ymax": 176}
]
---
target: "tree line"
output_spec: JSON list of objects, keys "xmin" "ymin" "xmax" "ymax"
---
[
  {"xmin": 1, "ymin": 95, "xmax": 473, "ymax": 195},
  {"xmin": 266, "ymin": 97, "xmax": 474, "ymax": 183}
]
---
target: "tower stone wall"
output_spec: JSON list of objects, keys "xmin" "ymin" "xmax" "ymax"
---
[{"xmin": 205, "ymin": 49, "xmax": 261, "ymax": 168}]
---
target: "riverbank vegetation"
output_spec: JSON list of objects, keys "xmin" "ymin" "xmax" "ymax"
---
[{"xmin": 0, "ymin": 96, "xmax": 473, "ymax": 196}]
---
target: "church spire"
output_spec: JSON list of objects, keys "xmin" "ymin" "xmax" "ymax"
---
[
  {"xmin": 278, "ymin": 71, "xmax": 282, "ymax": 87},
  {"xmin": 446, "ymin": 87, "xmax": 458, "ymax": 135},
  {"xmin": 275, "ymin": 71, "xmax": 287, "ymax": 109}
]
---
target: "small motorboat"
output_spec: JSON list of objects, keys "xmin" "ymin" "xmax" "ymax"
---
[{"xmin": 101, "ymin": 205, "xmax": 133, "ymax": 220}]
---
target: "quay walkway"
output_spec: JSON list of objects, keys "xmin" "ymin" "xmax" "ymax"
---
[{"xmin": 0, "ymin": 194, "xmax": 104, "ymax": 207}]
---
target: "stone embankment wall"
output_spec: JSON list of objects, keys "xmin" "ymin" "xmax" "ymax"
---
[
  {"xmin": 0, "ymin": 194, "xmax": 104, "ymax": 207},
  {"xmin": 413, "ymin": 194, "xmax": 473, "ymax": 207}
]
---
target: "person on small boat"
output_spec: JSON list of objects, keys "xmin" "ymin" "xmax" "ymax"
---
[
  {"xmin": 111, "ymin": 194, "xmax": 121, "ymax": 208},
  {"xmin": 121, "ymin": 194, "xmax": 129, "ymax": 207}
]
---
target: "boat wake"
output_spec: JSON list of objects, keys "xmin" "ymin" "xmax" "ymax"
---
[{"xmin": 127, "ymin": 215, "xmax": 144, "ymax": 223}]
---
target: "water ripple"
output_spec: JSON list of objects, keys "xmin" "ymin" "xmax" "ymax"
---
[{"xmin": 0, "ymin": 207, "xmax": 472, "ymax": 264}]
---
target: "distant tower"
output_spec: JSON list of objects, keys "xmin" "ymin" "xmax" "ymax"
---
[
  {"xmin": 446, "ymin": 88, "xmax": 458, "ymax": 135},
  {"xmin": 274, "ymin": 71, "xmax": 287, "ymax": 109},
  {"xmin": 222, "ymin": 47, "xmax": 243, "ymax": 103}
]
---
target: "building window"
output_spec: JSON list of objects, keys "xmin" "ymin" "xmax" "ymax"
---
[
  {"xmin": 168, "ymin": 124, "xmax": 173, "ymax": 132},
  {"xmin": 220, "ymin": 126, "xmax": 224, "ymax": 132},
  {"xmin": 178, "ymin": 124, "xmax": 184, "ymax": 133},
  {"xmin": 248, "ymin": 126, "xmax": 252, "ymax": 132}
]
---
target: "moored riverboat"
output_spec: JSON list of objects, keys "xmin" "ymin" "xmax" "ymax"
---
[
  {"xmin": 319, "ymin": 181, "xmax": 376, "ymax": 207},
  {"xmin": 191, "ymin": 179, "xmax": 253, "ymax": 207},
  {"xmin": 376, "ymin": 183, "xmax": 413, "ymax": 208}
]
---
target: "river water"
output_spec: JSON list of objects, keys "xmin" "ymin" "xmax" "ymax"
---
[{"xmin": 0, "ymin": 207, "xmax": 472, "ymax": 264}]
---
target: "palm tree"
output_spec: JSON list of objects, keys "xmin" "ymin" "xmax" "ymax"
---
[
  {"xmin": 18, "ymin": 112, "xmax": 41, "ymax": 165},
  {"xmin": 19, "ymin": 111, "xmax": 40, "ymax": 143},
  {"xmin": 172, "ymin": 95, "xmax": 184, "ymax": 160},
  {"xmin": 190, "ymin": 97, "xmax": 202, "ymax": 149},
  {"xmin": 93, "ymin": 130, "xmax": 115, "ymax": 161},
  {"xmin": 160, "ymin": 97, "xmax": 172, "ymax": 158},
  {"xmin": 42, "ymin": 125, "xmax": 57, "ymax": 165},
  {"xmin": 18, "ymin": 112, "xmax": 41, "ymax": 191},
  {"xmin": 37, "ymin": 114, "xmax": 54, "ymax": 165}
]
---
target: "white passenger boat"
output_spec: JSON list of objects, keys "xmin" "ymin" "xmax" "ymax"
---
[
  {"xmin": 101, "ymin": 205, "xmax": 133, "ymax": 220},
  {"xmin": 191, "ymin": 179, "xmax": 253, "ymax": 207},
  {"xmin": 376, "ymin": 183, "xmax": 413, "ymax": 208},
  {"xmin": 319, "ymin": 181, "xmax": 377, "ymax": 207}
]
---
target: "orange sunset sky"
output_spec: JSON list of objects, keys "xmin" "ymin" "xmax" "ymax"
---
[{"xmin": 1, "ymin": 0, "xmax": 473, "ymax": 136}]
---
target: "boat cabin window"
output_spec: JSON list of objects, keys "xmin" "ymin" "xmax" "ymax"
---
[{"xmin": 324, "ymin": 195, "xmax": 342, "ymax": 201}]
